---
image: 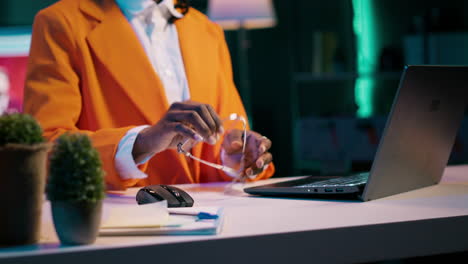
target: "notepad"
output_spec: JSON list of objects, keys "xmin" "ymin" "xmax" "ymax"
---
[
  {"xmin": 101, "ymin": 200, "xmax": 169, "ymax": 229},
  {"xmin": 99, "ymin": 206, "xmax": 224, "ymax": 236}
]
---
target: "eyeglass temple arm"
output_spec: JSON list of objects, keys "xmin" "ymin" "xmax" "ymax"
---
[
  {"xmin": 176, "ymin": 114, "xmax": 247, "ymax": 176},
  {"xmin": 177, "ymin": 142, "xmax": 239, "ymax": 175}
]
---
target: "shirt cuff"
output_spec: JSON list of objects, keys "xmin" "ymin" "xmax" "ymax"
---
[{"xmin": 115, "ymin": 125, "xmax": 152, "ymax": 180}]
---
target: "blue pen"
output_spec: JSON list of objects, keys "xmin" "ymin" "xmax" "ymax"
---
[
  {"xmin": 196, "ymin": 212, "xmax": 219, "ymax": 220},
  {"xmin": 170, "ymin": 211, "xmax": 219, "ymax": 220}
]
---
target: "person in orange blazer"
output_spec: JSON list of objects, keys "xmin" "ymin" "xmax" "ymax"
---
[{"xmin": 24, "ymin": 0, "xmax": 274, "ymax": 190}]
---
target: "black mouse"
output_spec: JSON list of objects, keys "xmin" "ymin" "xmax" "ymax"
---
[{"xmin": 136, "ymin": 185, "xmax": 194, "ymax": 207}]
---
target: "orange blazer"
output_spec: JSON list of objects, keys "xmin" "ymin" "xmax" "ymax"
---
[{"xmin": 24, "ymin": 0, "xmax": 274, "ymax": 190}]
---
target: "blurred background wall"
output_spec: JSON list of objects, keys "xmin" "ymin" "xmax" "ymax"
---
[{"xmin": 0, "ymin": 0, "xmax": 467, "ymax": 177}]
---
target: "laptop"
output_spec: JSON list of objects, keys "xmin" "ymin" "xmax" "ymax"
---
[{"xmin": 244, "ymin": 65, "xmax": 468, "ymax": 201}]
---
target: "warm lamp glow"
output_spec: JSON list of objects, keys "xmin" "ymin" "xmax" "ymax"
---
[{"xmin": 208, "ymin": 0, "xmax": 277, "ymax": 30}]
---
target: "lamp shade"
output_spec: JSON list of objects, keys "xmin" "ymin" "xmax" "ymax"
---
[{"xmin": 208, "ymin": 0, "xmax": 277, "ymax": 30}]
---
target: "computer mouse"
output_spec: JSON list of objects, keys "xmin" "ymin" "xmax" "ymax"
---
[{"xmin": 136, "ymin": 184, "xmax": 194, "ymax": 207}]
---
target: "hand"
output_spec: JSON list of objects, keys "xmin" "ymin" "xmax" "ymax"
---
[
  {"xmin": 222, "ymin": 129, "xmax": 272, "ymax": 178},
  {"xmin": 132, "ymin": 101, "xmax": 224, "ymax": 163}
]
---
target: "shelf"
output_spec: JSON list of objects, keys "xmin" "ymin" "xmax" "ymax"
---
[{"xmin": 293, "ymin": 72, "xmax": 402, "ymax": 82}]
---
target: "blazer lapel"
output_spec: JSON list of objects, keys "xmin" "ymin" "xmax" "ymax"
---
[
  {"xmin": 175, "ymin": 11, "xmax": 218, "ymax": 105},
  {"xmin": 80, "ymin": 0, "xmax": 169, "ymax": 124},
  {"xmin": 175, "ymin": 12, "xmax": 222, "ymax": 181}
]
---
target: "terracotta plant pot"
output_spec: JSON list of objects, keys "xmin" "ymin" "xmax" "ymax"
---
[
  {"xmin": 0, "ymin": 143, "xmax": 50, "ymax": 247},
  {"xmin": 51, "ymin": 200, "xmax": 103, "ymax": 245}
]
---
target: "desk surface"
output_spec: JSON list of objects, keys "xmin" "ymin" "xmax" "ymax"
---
[{"xmin": 1, "ymin": 165, "xmax": 468, "ymax": 264}]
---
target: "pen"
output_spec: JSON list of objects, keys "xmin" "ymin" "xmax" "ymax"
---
[{"xmin": 170, "ymin": 211, "xmax": 219, "ymax": 220}]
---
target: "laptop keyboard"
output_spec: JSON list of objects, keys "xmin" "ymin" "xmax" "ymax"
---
[{"xmin": 297, "ymin": 172, "xmax": 369, "ymax": 188}]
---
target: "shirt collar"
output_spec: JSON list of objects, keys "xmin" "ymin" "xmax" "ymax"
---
[{"xmin": 115, "ymin": 0, "xmax": 183, "ymax": 20}]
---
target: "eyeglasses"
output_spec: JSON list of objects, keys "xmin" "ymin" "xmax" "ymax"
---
[{"xmin": 177, "ymin": 113, "xmax": 247, "ymax": 178}]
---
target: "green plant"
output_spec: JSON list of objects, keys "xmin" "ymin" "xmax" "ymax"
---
[
  {"xmin": 0, "ymin": 113, "xmax": 44, "ymax": 146},
  {"xmin": 47, "ymin": 133, "xmax": 105, "ymax": 203}
]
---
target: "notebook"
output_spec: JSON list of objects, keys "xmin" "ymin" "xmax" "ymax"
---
[
  {"xmin": 99, "ymin": 200, "xmax": 224, "ymax": 236},
  {"xmin": 245, "ymin": 65, "xmax": 468, "ymax": 201},
  {"xmin": 100, "ymin": 205, "xmax": 224, "ymax": 236}
]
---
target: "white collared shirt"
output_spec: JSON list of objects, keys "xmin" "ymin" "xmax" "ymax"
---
[
  {"xmin": 114, "ymin": 0, "xmax": 190, "ymax": 180},
  {"xmin": 116, "ymin": 0, "xmax": 190, "ymax": 105}
]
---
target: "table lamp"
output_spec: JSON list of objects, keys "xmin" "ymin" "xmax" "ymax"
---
[{"xmin": 208, "ymin": 0, "xmax": 277, "ymax": 123}]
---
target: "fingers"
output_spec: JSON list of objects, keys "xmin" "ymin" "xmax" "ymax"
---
[
  {"xmin": 258, "ymin": 136, "xmax": 272, "ymax": 154},
  {"xmin": 244, "ymin": 152, "xmax": 273, "ymax": 177},
  {"xmin": 222, "ymin": 129, "xmax": 244, "ymax": 154},
  {"xmin": 167, "ymin": 110, "xmax": 213, "ymax": 143},
  {"xmin": 168, "ymin": 101, "xmax": 223, "ymax": 144},
  {"xmin": 204, "ymin": 104, "xmax": 224, "ymax": 134},
  {"xmin": 242, "ymin": 133, "xmax": 272, "ymax": 177},
  {"xmin": 171, "ymin": 122, "xmax": 203, "ymax": 142},
  {"xmin": 223, "ymin": 130, "xmax": 273, "ymax": 177},
  {"xmin": 170, "ymin": 102, "xmax": 223, "ymax": 133}
]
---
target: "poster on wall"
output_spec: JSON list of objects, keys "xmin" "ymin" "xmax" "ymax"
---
[{"xmin": 0, "ymin": 27, "xmax": 31, "ymax": 114}]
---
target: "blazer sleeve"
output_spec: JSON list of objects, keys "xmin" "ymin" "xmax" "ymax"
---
[
  {"xmin": 24, "ymin": 9, "xmax": 145, "ymax": 190},
  {"xmin": 211, "ymin": 24, "xmax": 275, "ymax": 181}
]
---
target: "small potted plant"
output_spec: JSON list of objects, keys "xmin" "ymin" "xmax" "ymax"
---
[
  {"xmin": 0, "ymin": 113, "xmax": 49, "ymax": 246},
  {"xmin": 46, "ymin": 133, "xmax": 105, "ymax": 245}
]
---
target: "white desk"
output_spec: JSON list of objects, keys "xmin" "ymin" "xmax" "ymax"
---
[{"xmin": 1, "ymin": 165, "xmax": 468, "ymax": 264}]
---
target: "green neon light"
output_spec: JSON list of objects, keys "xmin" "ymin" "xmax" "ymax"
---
[{"xmin": 352, "ymin": 0, "xmax": 378, "ymax": 117}]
